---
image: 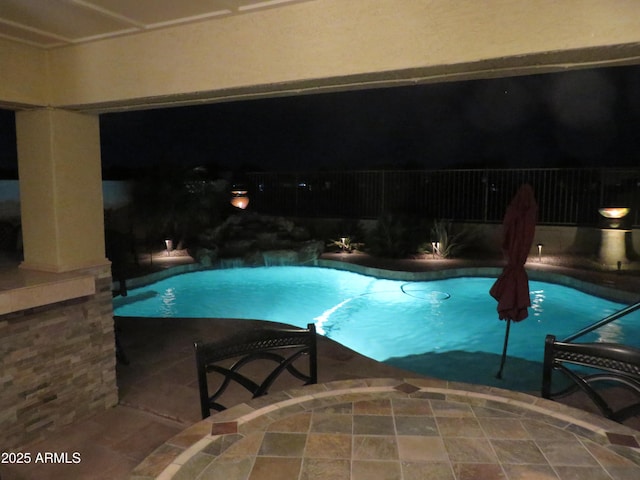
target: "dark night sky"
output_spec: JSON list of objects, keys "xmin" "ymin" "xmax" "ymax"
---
[
  {"xmin": 0, "ymin": 108, "xmax": 17, "ymax": 177},
  {"xmin": 1, "ymin": 65, "xmax": 640, "ymax": 178}
]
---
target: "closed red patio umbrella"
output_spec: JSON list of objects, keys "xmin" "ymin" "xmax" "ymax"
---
[{"xmin": 490, "ymin": 184, "xmax": 538, "ymax": 379}]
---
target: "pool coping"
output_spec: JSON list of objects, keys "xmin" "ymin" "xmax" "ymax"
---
[
  {"xmin": 318, "ymin": 259, "xmax": 640, "ymax": 304},
  {"xmin": 115, "ymin": 258, "xmax": 640, "ymax": 305}
]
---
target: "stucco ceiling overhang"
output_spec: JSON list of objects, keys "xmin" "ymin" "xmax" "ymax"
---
[{"xmin": 0, "ymin": 0, "xmax": 314, "ymax": 48}]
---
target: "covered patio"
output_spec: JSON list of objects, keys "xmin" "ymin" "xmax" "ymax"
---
[{"xmin": 2, "ymin": 1, "xmax": 640, "ymax": 477}]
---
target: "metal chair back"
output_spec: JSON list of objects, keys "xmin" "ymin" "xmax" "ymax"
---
[{"xmin": 194, "ymin": 323, "xmax": 318, "ymax": 418}]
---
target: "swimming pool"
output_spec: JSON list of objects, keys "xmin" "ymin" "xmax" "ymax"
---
[{"xmin": 114, "ymin": 266, "xmax": 640, "ymax": 370}]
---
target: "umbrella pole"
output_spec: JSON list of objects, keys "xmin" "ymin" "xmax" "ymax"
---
[{"xmin": 496, "ymin": 319, "xmax": 511, "ymax": 379}]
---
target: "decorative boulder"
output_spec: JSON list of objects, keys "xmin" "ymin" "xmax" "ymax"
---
[
  {"xmin": 262, "ymin": 250, "xmax": 299, "ymax": 266},
  {"xmin": 290, "ymin": 226, "xmax": 311, "ymax": 241},
  {"xmin": 193, "ymin": 246, "xmax": 218, "ymax": 266},
  {"xmin": 297, "ymin": 240, "xmax": 325, "ymax": 264},
  {"xmin": 193, "ymin": 213, "xmax": 323, "ymax": 267}
]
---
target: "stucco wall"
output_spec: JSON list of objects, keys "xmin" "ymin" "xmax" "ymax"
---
[
  {"xmin": 2, "ymin": 1, "xmax": 640, "ymax": 112},
  {"xmin": 460, "ymin": 222, "xmax": 639, "ymax": 261},
  {"xmin": 465, "ymin": 222, "xmax": 594, "ymax": 254},
  {"xmin": 46, "ymin": 1, "xmax": 640, "ymax": 110},
  {"xmin": 0, "ymin": 38, "xmax": 49, "ymax": 108},
  {"xmin": 351, "ymin": 218, "xmax": 639, "ymax": 260}
]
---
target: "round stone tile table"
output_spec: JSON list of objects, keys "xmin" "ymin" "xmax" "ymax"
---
[{"xmin": 132, "ymin": 378, "xmax": 640, "ymax": 480}]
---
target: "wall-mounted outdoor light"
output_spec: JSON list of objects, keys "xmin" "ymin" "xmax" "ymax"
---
[{"xmin": 230, "ymin": 187, "xmax": 250, "ymax": 209}]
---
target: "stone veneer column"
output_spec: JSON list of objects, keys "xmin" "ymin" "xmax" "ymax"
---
[{"xmin": 0, "ymin": 264, "xmax": 117, "ymax": 449}]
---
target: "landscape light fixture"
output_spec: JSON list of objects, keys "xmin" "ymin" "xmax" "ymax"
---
[
  {"xmin": 598, "ymin": 207, "xmax": 630, "ymax": 229},
  {"xmin": 537, "ymin": 243, "xmax": 543, "ymax": 262},
  {"xmin": 165, "ymin": 239, "xmax": 173, "ymax": 256},
  {"xmin": 598, "ymin": 207, "xmax": 630, "ymax": 219},
  {"xmin": 230, "ymin": 187, "xmax": 249, "ymax": 209}
]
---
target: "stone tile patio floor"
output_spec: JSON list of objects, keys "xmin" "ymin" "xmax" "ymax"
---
[
  {"xmin": 2, "ymin": 252, "xmax": 640, "ymax": 480},
  {"xmin": 136, "ymin": 378, "xmax": 640, "ymax": 480}
]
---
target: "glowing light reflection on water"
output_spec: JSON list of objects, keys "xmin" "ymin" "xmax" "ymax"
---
[{"xmin": 114, "ymin": 266, "xmax": 640, "ymax": 364}]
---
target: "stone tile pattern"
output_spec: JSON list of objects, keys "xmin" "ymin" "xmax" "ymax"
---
[
  {"xmin": 134, "ymin": 378, "xmax": 640, "ymax": 480},
  {"xmin": 0, "ymin": 265, "xmax": 118, "ymax": 449}
]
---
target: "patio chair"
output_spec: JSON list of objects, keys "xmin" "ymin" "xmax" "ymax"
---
[
  {"xmin": 541, "ymin": 334, "xmax": 640, "ymax": 423},
  {"xmin": 194, "ymin": 323, "xmax": 318, "ymax": 418}
]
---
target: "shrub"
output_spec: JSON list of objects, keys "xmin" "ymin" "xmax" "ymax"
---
[
  {"xmin": 365, "ymin": 212, "xmax": 429, "ymax": 258},
  {"xmin": 419, "ymin": 219, "xmax": 477, "ymax": 258}
]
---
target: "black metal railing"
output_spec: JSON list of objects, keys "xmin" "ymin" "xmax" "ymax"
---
[
  {"xmin": 561, "ymin": 300, "xmax": 640, "ymax": 344},
  {"xmin": 541, "ymin": 300, "xmax": 640, "ymax": 422},
  {"xmin": 245, "ymin": 167, "xmax": 640, "ymax": 226}
]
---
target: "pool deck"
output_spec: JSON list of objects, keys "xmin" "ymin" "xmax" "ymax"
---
[
  {"xmin": 132, "ymin": 378, "xmax": 640, "ymax": 480},
  {"xmin": 319, "ymin": 252, "xmax": 640, "ymax": 304},
  {"xmin": 2, "ymin": 251, "xmax": 640, "ymax": 479}
]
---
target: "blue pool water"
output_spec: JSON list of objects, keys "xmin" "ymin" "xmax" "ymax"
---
[{"xmin": 114, "ymin": 266, "xmax": 640, "ymax": 368}]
